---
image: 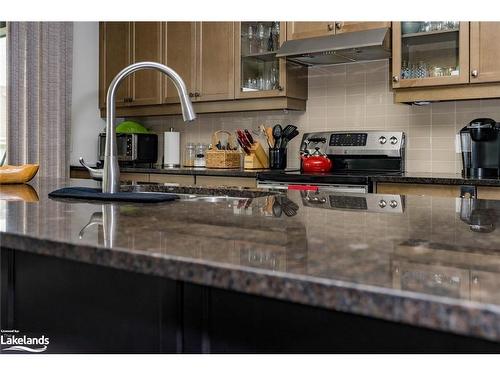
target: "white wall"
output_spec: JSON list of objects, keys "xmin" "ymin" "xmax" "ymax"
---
[{"xmin": 70, "ymin": 22, "xmax": 105, "ymax": 166}]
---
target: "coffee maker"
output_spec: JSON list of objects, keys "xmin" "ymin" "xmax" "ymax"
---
[{"xmin": 460, "ymin": 118, "xmax": 500, "ymax": 178}]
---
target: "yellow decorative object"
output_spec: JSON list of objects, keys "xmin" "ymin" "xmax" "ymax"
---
[
  {"xmin": 0, "ymin": 164, "xmax": 40, "ymax": 184},
  {"xmin": 0, "ymin": 184, "xmax": 39, "ymax": 202}
]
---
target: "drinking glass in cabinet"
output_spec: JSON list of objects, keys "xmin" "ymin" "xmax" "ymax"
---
[
  {"xmin": 242, "ymin": 22, "xmax": 280, "ymax": 55},
  {"xmin": 399, "ymin": 21, "xmax": 461, "ymax": 81},
  {"xmin": 401, "ymin": 21, "xmax": 460, "ymax": 35},
  {"xmin": 240, "ymin": 22, "xmax": 282, "ymax": 93}
]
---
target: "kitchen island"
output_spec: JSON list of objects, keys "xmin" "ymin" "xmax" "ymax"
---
[{"xmin": 2, "ymin": 178, "xmax": 500, "ymax": 353}]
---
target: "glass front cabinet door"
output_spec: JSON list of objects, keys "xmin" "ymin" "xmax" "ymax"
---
[
  {"xmin": 392, "ymin": 22, "xmax": 469, "ymax": 88},
  {"xmin": 235, "ymin": 21, "xmax": 287, "ymax": 98}
]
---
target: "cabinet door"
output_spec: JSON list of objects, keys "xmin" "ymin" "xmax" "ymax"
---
[
  {"xmin": 334, "ymin": 21, "xmax": 391, "ymax": 34},
  {"xmin": 477, "ymin": 186, "xmax": 500, "ymax": 200},
  {"xmin": 99, "ymin": 22, "xmax": 131, "ymax": 108},
  {"xmin": 235, "ymin": 22, "xmax": 287, "ymax": 99},
  {"xmin": 164, "ymin": 22, "xmax": 197, "ymax": 104},
  {"xmin": 120, "ymin": 173, "xmax": 150, "ymax": 183},
  {"xmin": 470, "ymin": 22, "xmax": 500, "ymax": 84},
  {"xmin": 196, "ymin": 176, "xmax": 257, "ymax": 188},
  {"xmin": 376, "ymin": 183, "xmax": 460, "ymax": 198},
  {"xmin": 149, "ymin": 174, "xmax": 195, "ymax": 186},
  {"xmin": 130, "ymin": 22, "xmax": 163, "ymax": 106},
  {"xmin": 196, "ymin": 22, "xmax": 235, "ymax": 101},
  {"xmin": 392, "ymin": 22, "xmax": 469, "ymax": 88},
  {"xmin": 286, "ymin": 22, "xmax": 335, "ymax": 40}
]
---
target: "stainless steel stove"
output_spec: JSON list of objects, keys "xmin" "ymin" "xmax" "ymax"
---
[{"xmin": 258, "ymin": 130, "xmax": 406, "ymax": 193}]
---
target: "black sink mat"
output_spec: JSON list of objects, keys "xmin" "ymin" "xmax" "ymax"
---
[{"xmin": 48, "ymin": 187, "xmax": 178, "ymax": 203}]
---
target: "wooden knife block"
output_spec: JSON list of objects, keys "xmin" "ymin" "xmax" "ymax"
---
[{"xmin": 244, "ymin": 142, "xmax": 269, "ymax": 169}]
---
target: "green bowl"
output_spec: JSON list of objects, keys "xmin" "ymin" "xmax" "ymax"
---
[{"xmin": 116, "ymin": 121, "xmax": 150, "ymax": 134}]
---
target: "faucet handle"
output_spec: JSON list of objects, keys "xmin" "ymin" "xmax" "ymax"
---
[
  {"xmin": 79, "ymin": 157, "xmax": 103, "ymax": 181},
  {"xmin": 78, "ymin": 212, "xmax": 103, "ymax": 239}
]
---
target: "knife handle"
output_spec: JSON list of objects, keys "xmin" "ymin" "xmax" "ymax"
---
[
  {"xmin": 237, "ymin": 129, "xmax": 251, "ymax": 148},
  {"xmin": 244, "ymin": 129, "xmax": 254, "ymax": 144},
  {"xmin": 237, "ymin": 138, "xmax": 250, "ymax": 155}
]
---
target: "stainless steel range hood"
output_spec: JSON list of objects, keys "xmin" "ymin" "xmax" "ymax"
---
[{"xmin": 276, "ymin": 27, "xmax": 391, "ymax": 66}]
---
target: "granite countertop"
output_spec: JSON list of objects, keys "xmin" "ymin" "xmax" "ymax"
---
[
  {"xmin": 4, "ymin": 177, "xmax": 500, "ymax": 343},
  {"xmin": 71, "ymin": 165, "xmax": 500, "ymax": 187},
  {"xmin": 70, "ymin": 164, "xmax": 268, "ymax": 178},
  {"xmin": 371, "ymin": 172, "xmax": 500, "ymax": 186}
]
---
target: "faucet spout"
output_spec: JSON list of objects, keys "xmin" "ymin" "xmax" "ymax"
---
[{"xmin": 103, "ymin": 61, "xmax": 196, "ymax": 194}]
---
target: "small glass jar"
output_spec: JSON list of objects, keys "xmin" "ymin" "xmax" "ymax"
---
[
  {"xmin": 184, "ymin": 142, "xmax": 195, "ymax": 167},
  {"xmin": 194, "ymin": 143, "xmax": 207, "ymax": 168}
]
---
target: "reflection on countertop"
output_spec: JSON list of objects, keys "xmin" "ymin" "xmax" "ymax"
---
[
  {"xmin": 4, "ymin": 177, "xmax": 500, "ymax": 342},
  {"xmin": 0, "ymin": 183, "xmax": 39, "ymax": 202}
]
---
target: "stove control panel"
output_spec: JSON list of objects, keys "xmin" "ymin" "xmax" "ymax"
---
[{"xmin": 329, "ymin": 133, "xmax": 368, "ymax": 147}]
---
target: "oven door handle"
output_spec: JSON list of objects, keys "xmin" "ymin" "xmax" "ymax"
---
[{"xmin": 288, "ymin": 185, "xmax": 319, "ymax": 191}]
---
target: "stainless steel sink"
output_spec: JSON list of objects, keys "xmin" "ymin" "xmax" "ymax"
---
[
  {"xmin": 137, "ymin": 192, "xmax": 248, "ymax": 203},
  {"xmin": 120, "ymin": 184, "xmax": 274, "ymax": 203}
]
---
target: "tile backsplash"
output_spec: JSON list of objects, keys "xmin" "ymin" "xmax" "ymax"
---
[{"xmin": 136, "ymin": 60, "xmax": 500, "ymax": 173}]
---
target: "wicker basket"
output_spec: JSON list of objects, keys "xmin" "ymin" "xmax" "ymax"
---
[{"xmin": 206, "ymin": 130, "xmax": 241, "ymax": 169}]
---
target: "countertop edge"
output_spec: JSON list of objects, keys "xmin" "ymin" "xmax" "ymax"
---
[
  {"xmin": 70, "ymin": 165, "xmax": 500, "ymax": 186},
  {"xmin": 370, "ymin": 175, "xmax": 500, "ymax": 186},
  {"xmin": 3, "ymin": 232, "xmax": 500, "ymax": 344},
  {"xmin": 70, "ymin": 165, "xmax": 263, "ymax": 178}
]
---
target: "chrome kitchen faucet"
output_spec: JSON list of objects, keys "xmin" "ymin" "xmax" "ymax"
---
[{"xmin": 80, "ymin": 61, "xmax": 196, "ymax": 194}]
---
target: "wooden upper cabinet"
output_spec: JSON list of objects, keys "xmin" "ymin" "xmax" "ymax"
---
[
  {"xmin": 99, "ymin": 22, "xmax": 131, "ymax": 108},
  {"xmin": 286, "ymin": 22, "xmax": 335, "ymax": 40},
  {"xmin": 235, "ymin": 22, "xmax": 308, "ymax": 100},
  {"xmin": 99, "ymin": 21, "xmax": 307, "ymax": 114},
  {"xmin": 392, "ymin": 22, "xmax": 469, "ymax": 89},
  {"xmin": 196, "ymin": 22, "xmax": 235, "ymax": 101},
  {"xmin": 470, "ymin": 22, "xmax": 500, "ymax": 84},
  {"xmin": 130, "ymin": 22, "xmax": 163, "ymax": 106},
  {"xmin": 164, "ymin": 22, "xmax": 197, "ymax": 103},
  {"xmin": 286, "ymin": 21, "xmax": 391, "ymax": 40},
  {"xmin": 335, "ymin": 21, "xmax": 391, "ymax": 34}
]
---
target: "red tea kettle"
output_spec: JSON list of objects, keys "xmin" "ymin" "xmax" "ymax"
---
[{"xmin": 301, "ymin": 147, "xmax": 332, "ymax": 173}]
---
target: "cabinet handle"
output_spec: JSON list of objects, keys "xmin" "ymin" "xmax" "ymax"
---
[
  {"xmin": 188, "ymin": 92, "xmax": 194, "ymax": 98},
  {"xmin": 471, "ymin": 70, "xmax": 479, "ymax": 78},
  {"xmin": 327, "ymin": 24, "xmax": 335, "ymax": 31},
  {"xmin": 194, "ymin": 92, "xmax": 200, "ymax": 97},
  {"xmin": 335, "ymin": 22, "xmax": 343, "ymax": 30},
  {"xmin": 277, "ymin": 85, "xmax": 284, "ymax": 91},
  {"xmin": 392, "ymin": 75, "xmax": 399, "ymax": 83}
]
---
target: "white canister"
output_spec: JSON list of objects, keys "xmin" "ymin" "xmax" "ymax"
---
[{"xmin": 163, "ymin": 128, "xmax": 180, "ymax": 168}]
